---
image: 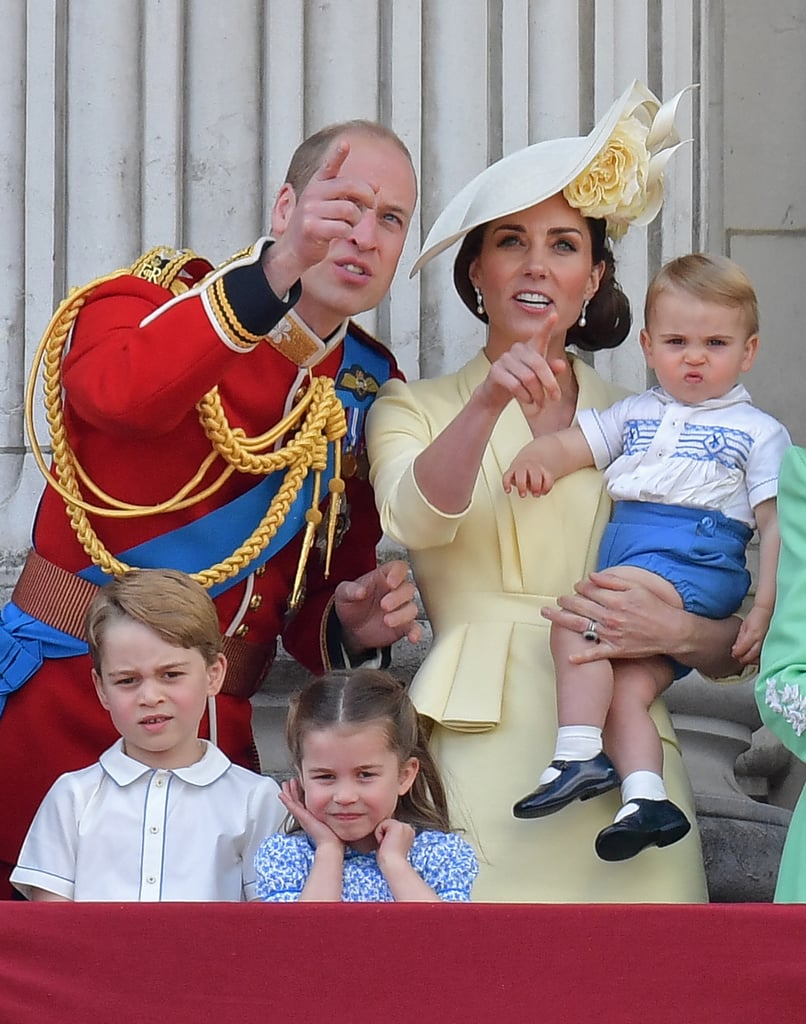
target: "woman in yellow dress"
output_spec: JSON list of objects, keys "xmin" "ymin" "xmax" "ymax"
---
[{"xmin": 367, "ymin": 82, "xmax": 744, "ymax": 902}]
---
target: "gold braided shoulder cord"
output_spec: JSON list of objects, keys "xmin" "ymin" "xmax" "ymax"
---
[{"xmin": 24, "ymin": 252, "xmax": 347, "ymax": 594}]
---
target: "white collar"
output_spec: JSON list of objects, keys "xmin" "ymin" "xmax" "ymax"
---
[
  {"xmin": 99, "ymin": 738, "xmax": 232, "ymax": 787},
  {"xmin": 653, "ymin": 383, "xmax": 752, "ymax": 410}
]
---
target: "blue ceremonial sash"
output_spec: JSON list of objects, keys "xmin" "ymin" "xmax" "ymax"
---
[{"xmin": 0, "ymin": 325, "xmax": 395, "ymax": 714}]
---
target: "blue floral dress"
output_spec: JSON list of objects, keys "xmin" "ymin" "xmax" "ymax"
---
[{"xmin": 254, "ymin": 829, "xmax": 478, "ymax": 902}]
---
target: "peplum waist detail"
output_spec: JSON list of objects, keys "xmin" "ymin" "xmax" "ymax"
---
[{"xmin": 410, "ymin": 591, "xmax": 550, "ymax": 733}]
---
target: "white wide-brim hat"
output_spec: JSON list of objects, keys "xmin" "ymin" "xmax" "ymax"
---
[{"xmin": 411, "ymin": 79, "xmax": 693, "ymax": 316}]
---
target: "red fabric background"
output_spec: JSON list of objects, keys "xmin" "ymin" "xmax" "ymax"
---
[{"xmin": 0, "ymin": 903, "xmax": 801, "ymax": 1022}]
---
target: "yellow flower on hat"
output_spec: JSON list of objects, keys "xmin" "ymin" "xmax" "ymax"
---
[
  {"xmin": 563, "ymin": 85, "xmax": 694, "ymax": 240},
  {"xmin": 564, "ymin": 117, "xmax": 649, "ymax": 238}
]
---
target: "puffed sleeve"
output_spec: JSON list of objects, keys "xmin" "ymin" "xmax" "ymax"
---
[
  {"xmin": 409, "ymin": 831, "xmax": 479, "ymax": 902},
  {"xmin": 241, "ymin": 777, "xmax": 285, "ymax": 902},
  {"xmin": 254, "ymin": 833, "xmax": 315, "ymax": 902},
  {"xmin": 756, "ymin": 446, "xmax": 806, "ymax": 756}
]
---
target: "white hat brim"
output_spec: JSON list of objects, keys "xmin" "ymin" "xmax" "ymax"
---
[{"xmin": 410, "ymin": 79, "xmax": 659, "ymax": 277}]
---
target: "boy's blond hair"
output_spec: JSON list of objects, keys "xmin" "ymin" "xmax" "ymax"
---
[
  {"xmin": 85, "ymin": 569, "xmax": 222, "ymax": 673},
  {"xmin": 645, "ymin": 253, "xmax": 759, "ymax": 336}
]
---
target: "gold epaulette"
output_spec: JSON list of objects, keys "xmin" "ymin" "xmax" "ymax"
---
[
  {"xmin": 130, "ymin": 246, "xmax": 210, "ymax": 296},
  {"xmin": 24, "ymin": 246, "xmax": 347, "ymax": 597}
]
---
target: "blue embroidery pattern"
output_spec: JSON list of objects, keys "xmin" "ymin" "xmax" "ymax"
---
[{"xmin": 622, "ymin": 419, "xmax": 754, "ymax": 470}]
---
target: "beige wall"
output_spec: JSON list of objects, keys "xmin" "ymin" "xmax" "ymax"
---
[
  {"xmin": 704, "ymin": 0, "xmax": 806, "ymax": 445},
  {"xmin": 4, "ymin": 1, "xmax": 806, "ymax": 568}
]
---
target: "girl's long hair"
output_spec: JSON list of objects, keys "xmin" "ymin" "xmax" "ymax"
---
[{"xmin": 286, "ymin": 668, "xmax": 452, "ymax": 833}]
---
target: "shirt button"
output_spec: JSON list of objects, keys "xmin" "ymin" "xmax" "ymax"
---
[
  {"xmin": 149, "ymin": 825, "xmax": 160, "ymax": 834},
  {"xmin": 234, "ymin": 622, "xmax": 250, "ymax": 638},
  {"xmin": 249, "ymin": 594, "xmax": 263, "ymax": 612},
  {"xmin": 146, "ymin": 876, "xmax": 156, "ymax": 885},
  {"xmin": 155, "ymin": 778, "xmax": 164, "ymax": 787}
]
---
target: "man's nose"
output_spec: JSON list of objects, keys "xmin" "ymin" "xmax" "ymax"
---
[{"xmin": 349, "ymin": 207, "xmax": 378, "ymax": 250}]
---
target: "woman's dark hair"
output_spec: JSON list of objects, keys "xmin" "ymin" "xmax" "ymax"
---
[
  {"xmin": 453, "ymin": 214, "xmax": 631, "ymax": 352},
  {"xmin": 285, "ymin": 668, "xmax": 452, "ymax": 834}
]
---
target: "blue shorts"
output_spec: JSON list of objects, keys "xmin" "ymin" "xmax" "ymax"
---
[{"xmin": 597, "ymin": 501, "xmax": 752, "ymax": 679}]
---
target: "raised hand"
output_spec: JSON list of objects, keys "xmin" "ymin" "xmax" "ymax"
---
[
  {"xmin": 375, "ymin": 818, "xmax": 416, "ymax": 866},
  {"xmin": 278, "ymin": 778, "xmax": 343, "ymax": 850},
  {"xmin": 477, "ymin": 310, "xmax": 565, "ymax": 415},
  {"xmin": 265, "ymin": 138, "xmax": 378, "ymax": 294},
  {"xmin": 334, "ymin": 559, "xmax": 422, "ymax": 655}
]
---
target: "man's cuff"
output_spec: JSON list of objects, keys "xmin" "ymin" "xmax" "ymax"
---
[
  {"xmin": 323, "ymin": 600, "xmax": 392, "ymax": 671},
  {"xmin": 201, "ymin": 238, "xmax": 301, "ymax": 351}
]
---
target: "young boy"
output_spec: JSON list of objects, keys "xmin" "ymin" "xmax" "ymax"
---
[
  {"xmin": 504, "ymin": 254, "xmax": 791, "ymax": 861},
  {"xmin": 10, "ymin": 569, "xmax": 283, "ymax": 901}
]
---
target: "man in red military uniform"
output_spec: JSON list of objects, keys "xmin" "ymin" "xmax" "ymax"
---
[{"xmin": 0, "ymin": 121, "xmax": 422, "ymax": 897}]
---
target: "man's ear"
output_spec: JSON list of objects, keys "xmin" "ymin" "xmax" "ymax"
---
[{"xmin": 270, "ymin": 183, "xmax": 297, "ymax": 238}]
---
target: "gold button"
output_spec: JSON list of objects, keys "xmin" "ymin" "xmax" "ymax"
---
[
  {"xmin": 234, "ymin": 622, "xmax": 250, "ymax": 638},
  {"xmin": 294, "ymin": 386, "xmax": 307, "ymax": 402},
  {"xmin": 249, "ymin": 594, "xmax": 263, "ymax": 611},
  {"xmin": 255, "ymin": 565, "xmax": 267, "ymax": 578}
]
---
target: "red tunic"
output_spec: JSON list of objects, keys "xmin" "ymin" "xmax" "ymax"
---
[{"xmin": 0, "ymin": 241, "xmax": 401, "ymax": 896}]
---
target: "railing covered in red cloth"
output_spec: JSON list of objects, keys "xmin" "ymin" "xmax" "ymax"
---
[{"xmin": 1, "ymin": 903, "xmax": 802, "ymax": 1023}]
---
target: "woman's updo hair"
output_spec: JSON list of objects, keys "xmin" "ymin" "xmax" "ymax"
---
[{"xmin": 453, "ymin": 213, "xmax": 631, "ymax": 353}]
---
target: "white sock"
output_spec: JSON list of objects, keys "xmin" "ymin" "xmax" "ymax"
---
[
  {"xmin": 538, "ymin": 726, "xmax": 603, "ymax": 785},
  {"xmin": 614, "ymin": 770, "xmax": 667, "ymax": 822}
]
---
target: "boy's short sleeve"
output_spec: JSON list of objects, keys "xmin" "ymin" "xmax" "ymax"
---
[
  {"xmin": 254, "ymin": 833, "xmax": 314, "ymax": 902},
  {"xmin": 410, "ymin": 831, "xmax": 479, "ymax": 902},
  {"xmin": 11, "ymin": 775, "xmax": 81, "ymax": 900},
  {"xmin": 241, "ymin": 776, "xmax": 285, "ymax": 901}
]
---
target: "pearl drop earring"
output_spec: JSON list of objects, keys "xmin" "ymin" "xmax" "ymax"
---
[
  {"xmin": 475, "ymin": 287, "xmax": 485, "ymax": 316},
  {"xmin": 578, "ymin": 299, "xmax": 589, "ymax": 328}
]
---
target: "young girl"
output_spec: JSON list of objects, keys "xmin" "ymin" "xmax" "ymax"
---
[{"xmin": 254, "ymin": 669, "xmax": 478, "ymax": 901}]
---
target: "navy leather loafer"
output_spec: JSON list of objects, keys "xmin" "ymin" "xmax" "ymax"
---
[
  {"xmin": 595, "ymin": 798, "xmax": 690, "ymax": 861},
  {"xmin": 513, "ymin": 752, "xmax": 619, "ymax": 819}
]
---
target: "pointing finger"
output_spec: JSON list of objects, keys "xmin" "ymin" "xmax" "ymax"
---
[{"xmin": 315, "ymin": 138, "xmax": 351, "ymax": 181}]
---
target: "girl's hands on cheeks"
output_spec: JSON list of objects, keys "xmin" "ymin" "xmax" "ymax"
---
[
  {"xmin": 279, "ymin": 778, "xmax": 343, "ymax": 850},
  {"xmin": 375, "ymin": 819, "xmax": 415, "ymax": 869}
]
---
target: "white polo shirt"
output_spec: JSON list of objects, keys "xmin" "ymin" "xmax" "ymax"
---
[{"xmin": 11, "ymin": 740, "xmax": 283, "ymax": 902}]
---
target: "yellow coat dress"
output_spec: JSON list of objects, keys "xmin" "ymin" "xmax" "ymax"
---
[{"xmin": 367, "ymin": 350, "xmax": 707, "ymax": 902}]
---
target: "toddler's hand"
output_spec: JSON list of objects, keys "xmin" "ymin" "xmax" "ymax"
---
[
  {"xmin": 503, "ymin": 456, "xmax": 554, "ymax": 497},
  {"xmin": 731, "ymin": 604, "xmax": 772, "ymax": 666}
]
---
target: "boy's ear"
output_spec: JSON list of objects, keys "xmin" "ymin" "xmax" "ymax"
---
[
  {"xmin": 397, "ymin": 756, "xmax": 420, "ymax": 797},
  {"xmin": 639, "ymin": 328, "xmax": 654, "ymax": 367},
  {"xmin": 741, "ymin": 333, "xmax": 760, "ymax": 372},
  {"xmin": 207, "ymin": 653, "xmax": 226, "ymax": 698},
  {"xmin": 92, "ymin": 669, "xmax": 110, "ymax": 711}
]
